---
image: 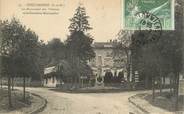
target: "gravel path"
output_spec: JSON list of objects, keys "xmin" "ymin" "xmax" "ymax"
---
[{"xmin": 25, "ymin": 87, "xmax": 147, "ymax": 114}]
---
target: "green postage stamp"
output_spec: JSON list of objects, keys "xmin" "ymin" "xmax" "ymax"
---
[{"xmin": 122, "ymin": 0, "xmax": 175, "ymax": 30}]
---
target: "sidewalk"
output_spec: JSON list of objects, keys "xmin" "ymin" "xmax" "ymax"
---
[{"xmin": 129, "ymin": 92, "xmax": 184, "ymax": 114}]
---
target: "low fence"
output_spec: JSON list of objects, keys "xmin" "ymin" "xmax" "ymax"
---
[
  {"xmin": 0, "ymin": 77, "xmax": 42, "ymax": 87},
  {"xmin": 56, "ymin": 83, "xmax": 92, "ymax": 89}
]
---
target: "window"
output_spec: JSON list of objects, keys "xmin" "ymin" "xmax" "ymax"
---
[{"xmin": 106, "ymin": 51, "xmax": 112, "ymax": 57}]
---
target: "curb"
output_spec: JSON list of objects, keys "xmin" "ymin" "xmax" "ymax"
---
[
  {"xmin": 0, "ymin": 88, "xmax": 47, "ymax": 114},
  {"xmin": 128, "ymin": 95, "xmax": 150, "ymax": 114},
  {"xmin": 29, "ymin": 93, "xmax": 47, "ymax": 114}
]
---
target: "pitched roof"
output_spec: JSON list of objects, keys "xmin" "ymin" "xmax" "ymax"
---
[
  {"xmin": 92, "ymin": 42, "xmax": 114, "ymax": 49},
  {"xmin": 44, "ymin": 66, "xmax": 56, "ymax": 75}
]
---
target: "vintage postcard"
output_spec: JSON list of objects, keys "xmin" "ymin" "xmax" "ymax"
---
[{"xmin": 0, "ymin": 0, "xmax": 183, "ymax": 114}]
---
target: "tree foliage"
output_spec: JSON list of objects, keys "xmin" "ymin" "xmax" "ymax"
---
[
  {"xmin": 68, "ymin": 6, "xmax": 92, "ymax": 33},
  {"xmin": 131, "ymin": 0, "xmax": 183, "ymax": 91},
  {"xmin": 113, "ymin": 30, "xmax": 134, "ymax": 82},
  {"xmin": 66, "ymin": 5, "xmax": 95, "ymax": 79},
  {"xmin": 45, "ymin": 38, "xmax": 66, "ymax": 65},
  {"xmin": 66, "ymin": 31, "xmax": 95, "ymax": 62},
  {"xmin": 0, "ymin": 17, "xmax": 42, "ymax": 105},
  {"xmin": 0, "ymin": 18, "xmax": 42, "ymax": 80}
]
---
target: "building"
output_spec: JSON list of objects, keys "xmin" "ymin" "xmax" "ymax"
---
[
  {"xmin": 43, "ymin": 60, "xmax": 90, "ymax": 88},
  {"xmin": 43, "ymin": 65, "xmax": 65, "ymax": 87},
  {"xmin": 88, "ymin": 41, "xmax": 126, "ymax": 78},
  {"xmin": 43, "ymin": 41, "xmax": 127, "ymax": 87},
  {"xmin": 43, "ymin": 66, "xmax": 58, "ymax": 87}
]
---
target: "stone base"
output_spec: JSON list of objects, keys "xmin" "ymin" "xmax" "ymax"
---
[
  {"xmin": 95, "ymin": 76, "xmax": 104, "ymax": 88},
  {"xmin": 95, "ymin": 83, "xmax": 104, "ymax": 88}
]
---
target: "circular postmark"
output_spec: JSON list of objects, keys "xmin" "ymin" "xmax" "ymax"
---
[{"xmin": 134, "ymin": 11, "xmax": 162, "ymax": 46}]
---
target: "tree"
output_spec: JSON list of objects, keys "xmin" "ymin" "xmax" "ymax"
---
[
  {"xmin": 0, "ymin": 20, "xmax": 4, "ymax": 89},
  {"xmin": 66, "ymin": 31, "xmax": 95, "ymax": 61},
  {"xmin": 66, "ymin": 5, "xmax": 95, "ymax": 87},
  {"xmin": 46, "ymin": 38, "xmax": 66, "ymax": 65},
  {"xmin": 13, "ymin": 26, "xmax": 41, "ymax": 101},
  {"xmin": 0, "ymin": 18, "xmax": 25, "ymax": 107},
  {"xmin": 131, "ymin": 0, "xmax": 183, "ymax": 107},
  {"xmin": 113, "ymin": 30, "xmax": 134, "ymax": 82},
  {"xmin": 0, "ymin": 18, "xmax": 41, "ymax": 104},
  {"xmin": 68, "ymin": 5, "xmax": 92, "ymax": 33}
]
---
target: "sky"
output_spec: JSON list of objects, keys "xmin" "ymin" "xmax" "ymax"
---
[{"xmin": 0, "ymin": 0, "xmax": 122, "ymax": 42}]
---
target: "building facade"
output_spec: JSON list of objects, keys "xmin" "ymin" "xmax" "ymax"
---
[
  {"xmin": 89, "ymin": 42, "xmax": 126, "ymax": 78},
  {"xmin": 43, "ymin": 66, "xmax": 59, "ymax": 87}
]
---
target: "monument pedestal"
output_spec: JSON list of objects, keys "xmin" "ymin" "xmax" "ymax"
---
[{"xmin": 95, "ymin": 76, "xmax": 104, "ymax": 88}]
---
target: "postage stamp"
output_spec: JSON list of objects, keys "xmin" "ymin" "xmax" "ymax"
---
[{"xmin": 122, "ymin": 0, "xmax": 175, "ymax": 30}]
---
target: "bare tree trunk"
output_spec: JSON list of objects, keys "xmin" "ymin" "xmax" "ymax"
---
[
  {"xmin": 8, "ymin": 76, "xmax": 12, "ymax": 108},
  {"xmin": 131, "ymin": 48, "xmax": 135, "ymax": 84},
  {"xmin": 71, "ymin": 77, "xmax": 73, "ymax": 88},
  {"xmin": 152, "ymin": 76, "xmax": 155, "ymax": 101},
  {"xmin": 127, "ymin": 65, "xmax": 130, "ymax": 83},
  {"xmin": 1, "ymin": 77, "xmax": 2, "ymax": 89},
  {"xmin": 175, "ymin": 72, "xmax": 179, "ymax": 111},
  {"xmin": 157, "ymin": 67, "xmax": 162, "ymax": 95},
  {"xmin": 174, "ymin": 75, "xmax": 177, "ymax": 96},
  {"xmin": 74, "ymin": 76, "xmax": 77, "ymax": 88},
  {"xmin": 145, "ymin": 76, "xmax": 148, "ymax": 89},
  {"xmin": 81, "ymin": 79, "xmax": 83, "ymax": 88},
  {"xmin": 68, "ymin": 77, "xmax": 71, "ymax": 89},
  {"xmin": 170, "ymin": 76, "xmax": 172, "ymax": 93},
  {"xmin": 163, "ymin": 75, "xmax": 166, "ymax": 89},
  {"xmin": 79, "ymin": 77, "xmax": 81, "ymax": 88},
  {"xmin": 131, "ymin": 63, "xmax": 136, "ymax": 90},
  {"xmin": 159, "ymin": 76, "xmax": 162, "ymax": 95},
  {"xmin": 170, "ymin": 75, "xmax": 173, "ymax": 95},
  {"xmin": 74, "ymin": 77, "xmax": 76, "ymax": 88},
  {"xmin": 11, "ymin": 77, "xmax": 14, "ymax": 91},
  {"xmin": 23, "ymin": 76, "xmax": 26, "ymax": 101},
  {"xmin": 75, "ymin": 76, "xmax": 78, "ymax": 89},
  {"xmin": 125, "ymin": 50, "xmax": 130, "ymax": 83},
  {"xmin": 71, "ymin": 77, "xmax": 73, "ymax": 89},
  {"xmin": 77, "ymin": 57, "xmax": 80, "ymax": 88}
]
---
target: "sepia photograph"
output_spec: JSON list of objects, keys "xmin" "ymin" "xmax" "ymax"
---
[{"xmin": 0, "ymin": 0, "xmax": 184, "ymax": 114}]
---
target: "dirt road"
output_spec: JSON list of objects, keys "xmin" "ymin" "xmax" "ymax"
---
[{"xmin": 25, "ymin": 88, "xmax": 146, "ymax": 114}]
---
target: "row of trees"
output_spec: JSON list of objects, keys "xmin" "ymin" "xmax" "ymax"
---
[
  {"xmin": 133, "ymin": 0, "xmax": 183, "ymax": 102},
  {"xmin": 113, "ymin": 0, "xmax": 183, "ymax": 110},
  {"xmin": 0, "ymin": 18, "xmax": 42, "ymax": 107}
]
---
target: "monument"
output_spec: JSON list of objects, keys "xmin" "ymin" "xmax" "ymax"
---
[{"xmin": 95, "ymin": 55, "xmax": 104, "ymax": 87}]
